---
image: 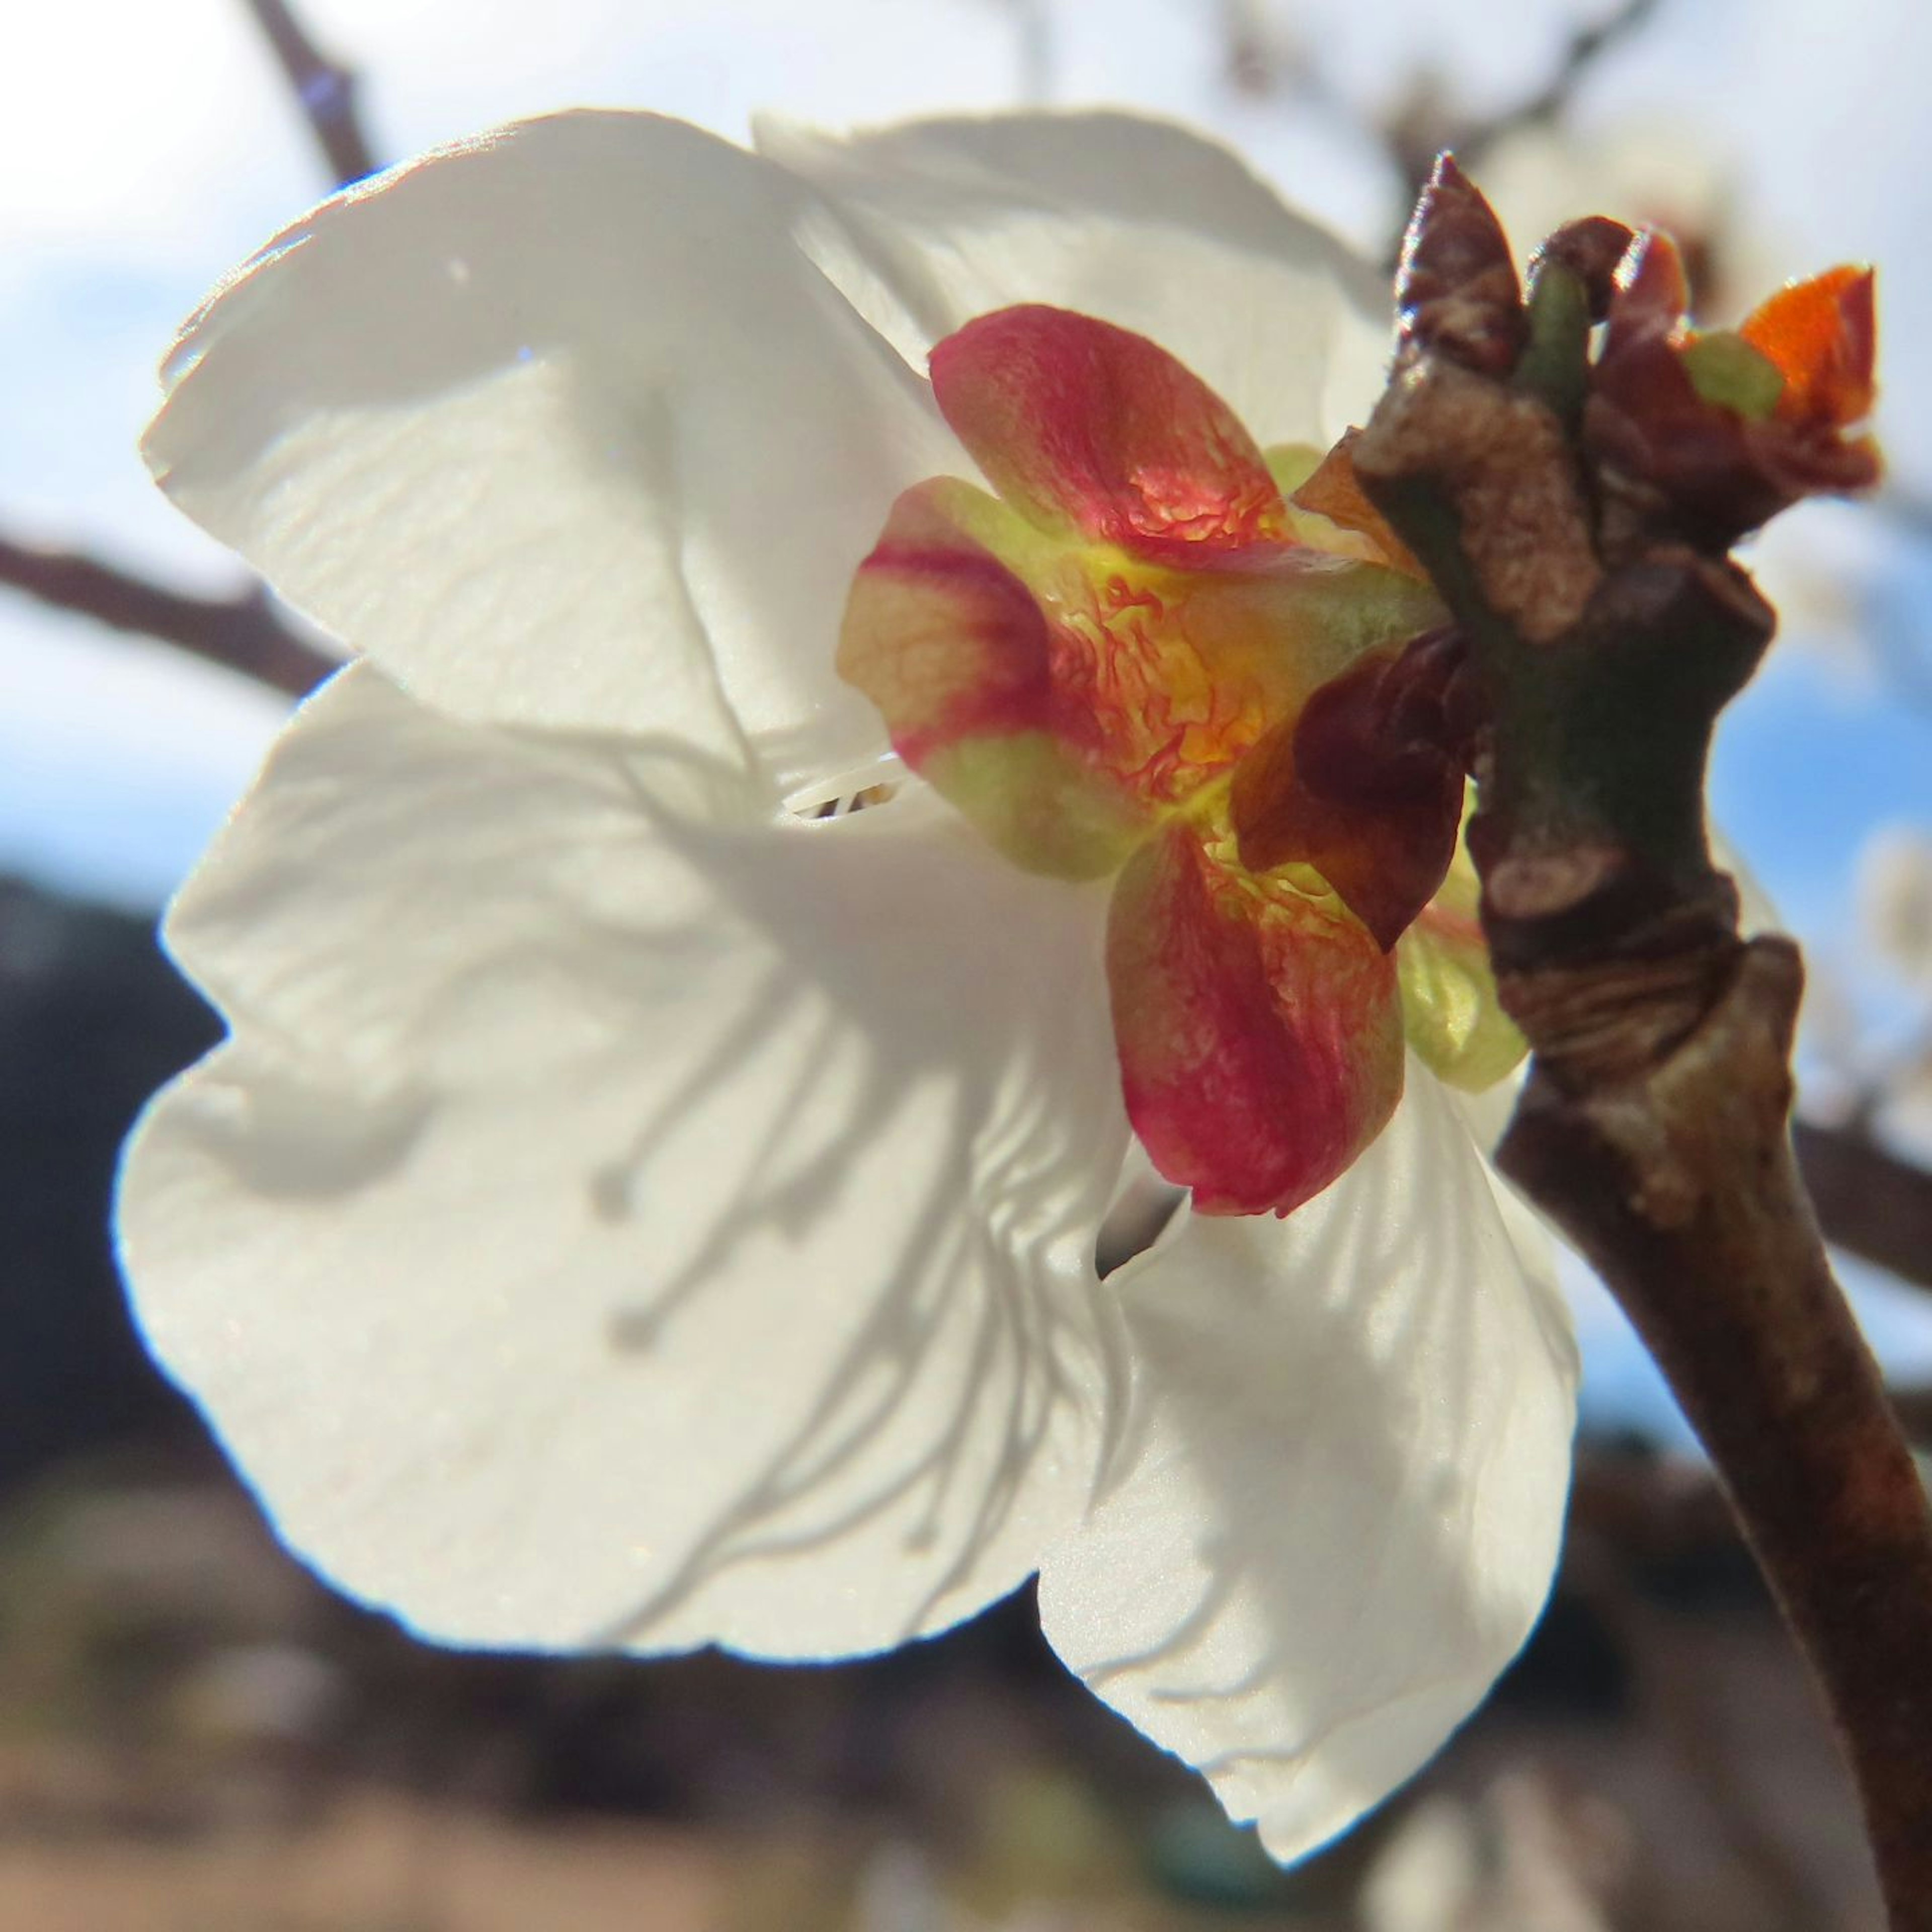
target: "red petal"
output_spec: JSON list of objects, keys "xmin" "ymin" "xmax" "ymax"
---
[
  {"xmin": 842, "ymin": 468, "xmax": 1444, "ymax": 840},
  {"xmin": 1107, "ymin": 822, "xmax": 1404, "ymax": 1216},
  {"xmin": 1229, "ymin": 638, "xmax": 1467, "ymax": 951},
  {"xmin": 839, "ymin": 479, "xmax": 1059, "ymax": 762},
  {"xmin": 928, "ymin": 305, "xmax": 1289, "ymax": 565}
]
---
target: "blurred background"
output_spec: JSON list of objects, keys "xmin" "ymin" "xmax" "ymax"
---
[{"xmin": 3, "ymin": 1, "xmax": 1930, "ymax": 1926}]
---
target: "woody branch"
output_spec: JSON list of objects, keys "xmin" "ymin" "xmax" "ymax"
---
[{"xmin": 1351, "ymin": 159, "xmax": 1932, "ymax": 1928}]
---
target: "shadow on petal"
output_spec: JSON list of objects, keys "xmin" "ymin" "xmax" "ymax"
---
[
  {"xmin": 124, "ymin": 674, "xmax": 1136, "ymax": 1658},
  {"xmin": 1035, "ymin": 1070, "xmax": 1575, "ymax": 1861}
]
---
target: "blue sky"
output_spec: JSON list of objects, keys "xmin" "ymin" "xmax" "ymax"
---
[{"xmin": 5, "ymin": 0, "xmax": 1930, "ymax": 1423}]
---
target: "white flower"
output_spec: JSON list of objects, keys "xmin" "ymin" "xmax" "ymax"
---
[
  {"xmin": 116, "ymin": 108, "xmax": 1576, "ymax": 1862},
  {"xmin": 1860, "ymin": 823, "xmax": 1932, "ymax": 990}
]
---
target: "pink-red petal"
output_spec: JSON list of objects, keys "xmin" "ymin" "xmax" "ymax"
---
[
  {"xmin": 837, "ymin": 477, "xmax": 1150, "ymax": 877},
  {"xmin": 929, "ymin": 305, "xmax": 1290, "ymax": 565},
  {"xmin": 1107, "ymin": 822, "xmax": 1404, "ymax": 1217},
  {"xmin": 839, "ymin": 467, "xmax": 1442, "ymax": 846}
]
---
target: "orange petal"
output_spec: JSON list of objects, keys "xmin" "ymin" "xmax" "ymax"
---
[
  {"xmin": 929, "ymin": 305, "xmax": 1290, "ymax": 564},
  {"xmin": 1739, "ymin": 265, "xmax": 1876, "ymax": 428},
  {"xmin": 1288, "ymin": 431, "xmax": 1429, "ymax": 580},
  {"xmin": 1107, "ymin": 821, "xmax": 1404, "ymax": 1217}
]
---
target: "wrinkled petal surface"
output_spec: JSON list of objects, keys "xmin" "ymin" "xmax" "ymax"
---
[
  {"xmin": 119, "ymin": 667, "xmax": 1133, "ymax": 1656},
  {"xmin": 841, "ymin": 313, "xmax": 1443, "ymax": 877},
  {"xmin": 145, "ymin": 112, "xmax": 963, "ymax": 797},
  {"xmin": 1106, "ymin": 822, "xmax": 1405, "ymax": 1216},
  {"xmin": 1036, "ymin": 1069, "xmax": 1576, "ymax": 1862},
  {"xmin": 930, "ymin": 305, "xmax": 1289, "ymax": 561},
  {"xmin": 758, "ymin": 111, "xmax": 1390, "ymax": 450}
]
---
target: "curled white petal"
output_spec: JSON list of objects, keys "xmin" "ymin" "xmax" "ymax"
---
[
  {"xmin": 759, "ymin": 109, "xmax": 1390, "ymax": 448},
  {"xmin": 145, "ymin": 112, "xmax": 961, "ymax": 796},
  {"xmin": 1035, "ymin": 1067, "xmax": 1576, "ymax": 1863},
  {"xmin": 119, "ymin": 666, "xmax": 1132, "ymax": 1656}
]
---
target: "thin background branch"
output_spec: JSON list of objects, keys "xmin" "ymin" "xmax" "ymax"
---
[
  {"xmin": 0, "ymin": 0, "xmax": 377, "ymax": 702},
  {"xmin": 1422, "ymin": 0, "xmax": 1663, "ymax": 186},
  {"xmin": 0, "ymin": 536, "xmax": 335, "ymax": 698},
  {"xmin": 1790, "ymin": 1119, "xmax": 1932, "ymax": 1290},
  {"xmin": 1218, "ymin": 0, "xmax": 1665, "ymax": 262},
  {"xmin": 243, "ymin": 0, "xmax": 379, "ymax": 188}
]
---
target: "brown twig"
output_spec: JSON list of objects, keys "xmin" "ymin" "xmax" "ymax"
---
[
  {"xmin": 1501, "ymin": 949, "xmax": 1932, "ymax": 1923},
  {"xmin": 0, "ymin": 537, "xmax": 334, "ymax": 698},
  {"xmin": 243, "ymin": 0, "xmax": 379, "ymax": 188},
  {"xmin": 1352, "ymin": 161, "xmax": 1932, "ymax": 1928}
]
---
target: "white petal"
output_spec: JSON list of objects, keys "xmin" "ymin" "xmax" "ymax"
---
[
  {"xmin": 760, "ymin": 110, "xmax": 1391, "ymax": 448},
  {"xmin": 1447, "ymin": 1064, "xmax": 1525, "ymax": 1157},
  {"xmin": 1035, "ymin": 1067, "xmax": 1576, "ymax": 1863},
  {"xmin": 118, "ymin": 665, "xmax": 1132, "ymax": 1657},
  {"xmin": 145, "ymin": 112, "xmax": 961, "ymax": 796}
]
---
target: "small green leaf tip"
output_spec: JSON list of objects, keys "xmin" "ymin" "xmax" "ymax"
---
[{"xmin": 1679, "ymin": 331, "xmax": 1788, "ymax": 421}]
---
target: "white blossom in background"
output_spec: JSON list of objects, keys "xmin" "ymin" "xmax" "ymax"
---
[
  {"xmin": 114, "ymin": 109, "xmax": 1576, "ymax": 1862},
  {"xmin": 1853, "ymin": 822, "xmax": 1932, "ymax": 1152},
  {"xmin": 1859, "ymin": 823, "xmax": 1932, "ymax": 989}
]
